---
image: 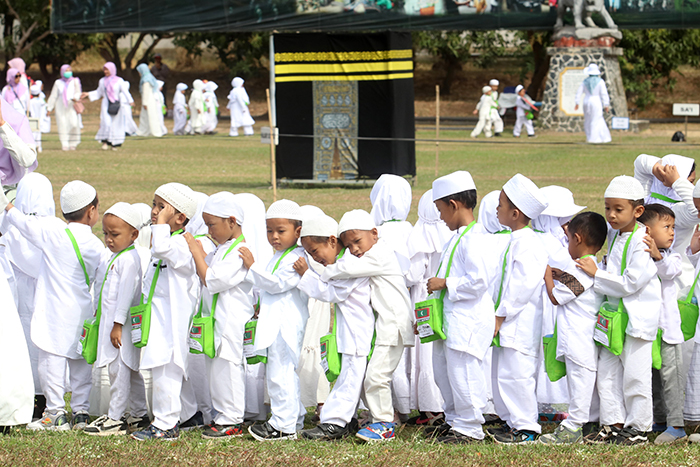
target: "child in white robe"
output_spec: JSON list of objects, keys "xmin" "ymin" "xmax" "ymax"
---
[
  {"xmin": 490, "ymin": 173, "xmax": 549, "ymax": 444},
  {"xmin": 577, "ymin": 175, "xmax": 661, "ymax": 445},
  {"xmin": 188, "ymin": 80, "xmax": 205, "ymax": 135},
  {"xmin": 155, "ymin": 80, "xmax": 167, "ymax": 136},
  {"xmin": 172, "ymin": 83, "xmax": 188, "ymax": 135},
  {"xmin": 488, "ymin": 79, "xmax": 504, "ymax": 136},
  {"xmin": 0, "ymin": 181, "xmax": 104, "ymax": 431},
  {"xmin": 240, "ymin": 199, "xmax": 309, "ymax": 441},
  {"xmin": 320, "ymin": 209, "xmax": 414, "ymax": 443},
  {"xmin": 513, "ymin": 85, "xmax": 537, "ymax": 138},
  {"xmin": 35, "ymin": 81, "xmax": 51, "ymax": 134},
  {"xmin": 295, "ymin": 214, "xmax": 374, "ymax": 440},
  {"xmin": 471, "ymin": 86, "xmax": 494, "ymax": 139},
  {"xmin": 540, "ymin": 212, "xmax": 607, "ymax": 444},
  {"xmin": 130, "ymin": 183, "xmax": 199, "ymax": 441},
  {"xmin": 203, "ymin": 82, "xmax": 219, "ymax": 134},
  {"xmin": 83, "ymin": 203, "xmax": 148, "ymax": 436},
  {"xmin": 28, "ymin": 84, "xmax": 45, "ymax": 152},
  {"xmin": 121, "ymin": 81, "xmax": 138, "ymax": 137},
  {"xmin": 228, "ymin": 77, "xmax": 255, "ymax": 136},
  {"xmin": 684, "ymin": 225, "xmax": 700, "ymax": 442}
]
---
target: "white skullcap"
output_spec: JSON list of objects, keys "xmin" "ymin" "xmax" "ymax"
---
[
  {"xmin": 266, "ymin": 199, "xmax": 303, "ymax": 221},
  {"xmin": 586, "ymin": 63, "xmax": 601, "ymax": 75},
  {"xmin": 432, "ymin": 171, "xmax": 476, "ymax": 201},
  {"xmin": 203, "ymin": 191, "xmax": 243, "ymax": 224},
  {"xmin": 60, "ymin": 180, "xmax": 97, "ymax": 214},
  {"xmin": 301, "ymin": 214, "xmax": 338, "ymax": 238},
  {"xmin": 604, "ymin": 175, "xmax": 645, "ymax": 200},
  {"xmin": 482, "ymin": 86, "xmax": 491, "ymax": 94},
  {"xmin": 30, "ymin": 84, "xmax": 41, "ymax": 95},
  {"xmin": 338, "ymin": 209, "xmax": 375, "ymax": 235},
  {"xmin": 300, "ymin": 205, "xmax": 325, "ymax": 222},
  {"xmin": 105, "ymin": 202, "xmax": 141, "ymax": 230},
  {"xmin": 694, "ymin": 182, "xmax": 700, "ymax": 199},
  {"xmin": 502, "ymin": 173, "xmax": 548, "ymax": 219},
  {"xmin": 155, "ymin": 182, "xmax": 198, "ymax": 219},
  {"xmin": 540, "ymin": 186, "xmax": 585, "ymax": 218},
  {"xmin": 176, "ymin": 82, "xmax": 188, "ymax": 91},
  {"xmin": 515, "ymin": 85, "xmax": 524, "ymax": 93},
  {"xmin": 489, "ymin": 79, "xmax": 499, "ymax": 86}
]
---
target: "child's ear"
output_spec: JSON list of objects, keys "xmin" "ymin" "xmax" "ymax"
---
[
  {"xmin": 328, "ymin": 235, "xmax": 337, "ymax": 248},
  {"xmin": 573, "ymin": 232, "xmax": 583, "ymax": 246},
  {"xmin": 130, "ymin": 228, "xmax": 139, "ymax": 242},
  {"xmin": 633, "ymin": 205, "xmax": 645, "ymax": 219},
  {"xmin": 294, "ymin": 225, "xmax": 302, "ymax": 238},
  {"xmin": 448, "ymin": 199, "xmax": 459, "ymax": 211},
  {"xmin": 178, "ymin": 212, "xmax": 188, "ymax": 226},
  {"xmin": 371, "ymin": 228, "xmax": 379, "ymax": 241}
]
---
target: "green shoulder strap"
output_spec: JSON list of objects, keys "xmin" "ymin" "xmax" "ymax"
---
[
  {"xmin": 328, "ymin": 248, "xmax": 347, "ymax": 330},
  {"xmin": 650, "ymin": 192, "xmax": 680, "ymax": 204},
  {"xmin": 66, "ymin": 228, "xmax": 90, "ymax": 287},
  {"xmin": 196, "ymin": 235, "xmax": 245, "ymax": 320},
  {"xmin": 436, "ymin": 221, "xmax": 476, "ymax": 302},
  {"xmin": 95, "ymin": 246, "xmax": 136, "ymax": 321},
  {"xmin": 686, "ymin": 264, "xmax": 700, "ymax": 304},
  {"xmin": 272, "ymin": 245, "xmax": 297, "ymax": 274},
  {"xmin": 494, "ymin": 243, "xmax": 512, "ymax": 309},
  {"xmin": 615, "ymin": 223, "xmax": 639, "ymax": 312}
]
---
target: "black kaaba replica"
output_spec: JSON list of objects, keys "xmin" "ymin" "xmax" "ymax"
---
[{"xmin": 273, "ymin": 32, "xmax": 415, "ymax": 181}]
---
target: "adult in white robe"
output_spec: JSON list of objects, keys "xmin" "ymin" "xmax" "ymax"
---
[
  {"xmin": 47, "ymin": 65, "xmax": 82, "ymax": 150},
  {"xmin": 575, "ymin": 63, "xmax": 611, "ymax": 144},
  {"xmin": 83, "ymin": 62, "xmax": 128, "ymax": 149},
  {"xmin": 203, "ymin": 82, "xmax": 219, "ymax": 134},
  {"xmin": 172, "ymin": 83, "xmax": 188, "ymax": 135},
  {"xmin": 135, "ymin": 63, "xmax": 162, "ymax": 138},
  {"xmin": 228, "ymin": 77, "xmax": 254, "ymax": 136},
  {"xmin": 188, "ymin": 80, "xmax": 205, "ymax": 135},
  {"xmin": 2, "ymin": 68, "xmax": 29, "ymax": 115}
]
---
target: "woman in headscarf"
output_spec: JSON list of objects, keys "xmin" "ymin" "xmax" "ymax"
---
[
  {"xmin": 203, "ymin": 81, "xmax": 219, "ymax": 134},
  {"xmin": 227, "ymin": 77, "xmax": 254, "ymax": 136},
  {"xmin": 47, "ymin": 64, "xmax": 82, "ymax": 150},
  {"xmin": 575, "ymin": 63, "xmax": 611, "ymax": 144},
  {"xmin": 8, "ymin": 58, "xmax": 29, "ymax": 91},
  {"xmin": 3, "ymin": 68, "xmax": 29, "ymax": 115},
  {"xmin": 135, "ymin": 63, "xmax": 162, "ymax": 138},
  {"xmin": 81, "ymin": 62, "xmax": 128, "ymax": 150},
  {"xmin": 188, "ymin": 79, "xmax": 205, "ymax": 135},
  {"xmin": 121, "ymin": 81, "xmax": 138, "ymax": 136},
  {"xmin": 172, "ymin": 83, "xmax": 188, "ymax": 135}
]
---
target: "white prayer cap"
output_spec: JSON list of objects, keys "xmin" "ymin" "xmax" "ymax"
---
[
  {"xmin": 266, "ymin": 199, "xmax": 303, "ymax": 221},
  {"xmin": 515, "ymin": 85, "xmax": 524, "ymax": 93},
  {"xmin": 176, "ymin": 83, "xmax": 188, "ymax": 91},
  {"xmin": 301, "ymin": 214, "xmax": 338, "ymax": 238},
  {"xmin": 30, "ymin": 84, "xmax": 41, "ymax": 95},
  {"xmin": 60, "ymin": 180, "xmax": 97, "ymax": 214},
  {"xmin": 105, "ymin": 202, "xmax": 141, "ymax": 230},
  {"xmin": 203, "ymin": 191, "xmax": 243, "ymax": 224},
  {"xmin": 300, "ymin": 205, "xmax": 325, "ymax": 222},
  {"xmin": 586, "ymin": 63, "xmax": 601, "ymax": 75},
  {"xmin": 156, "ymin": 80, "xmax": 164, "ymax": 90},
  {"xmin": 604, "ymin": 175, "xmax": 645, "ymax": 200},
  {"xmin": 694, "ymin": 182, "xmax": 700, "ymax": 199},
  {"xmin": 489, "ymin": 79, "xmax": 499, "ymax": 86},
  {"xmin": 540, "ymin": 186, "xmax": 585, "ymax": 218},
  {"xmin": 502, "ymin": 173, "xmax": 548, "ymax": 219},
  {"xmin": 432, "ymin": 171, "xmax": 476, "ymax": 201},
  {"xmin": 482, "ymin": 86, "xmax": 491, "ymax": 94},
  {"xmin": 35, "ymin": 80, "xmax": 43, "ymax": 87},
  {"xmin": 338, "ymin": 209, "xmax": 375, "ymax": 235},
  {"xmin": 232, "ymin": 77, "xmax": 244, "ymax": 88},
  {"xmin": 155, "ymin": 182, "xmax": 198, "ymax": 219}
]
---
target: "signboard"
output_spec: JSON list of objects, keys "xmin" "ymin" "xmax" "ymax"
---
[
  {"xmin": 558, "ymin": 68, "xmax": 586, "ymax": 117},
  {"xmin": 611, "ymin": 117, "xmax": 629, "ymax": 130},
  {"xmin": 260, "ymin": 127, "xmax": 279, "ymax": 145},
  {"xmin": 673, "ymin": 104, "xmax": 700, "ymax": 117}
]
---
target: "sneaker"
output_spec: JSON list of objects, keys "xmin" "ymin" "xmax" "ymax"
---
[
  {"xmin": 248, "ymin": 421, "xmax": 297, "ymax": 441},
  {"xmin": 102, "ymin": 143, "xmax": 109, "ymax": 150},
  {"xmin": 437, "ymin": 430, "xmax": 483, "ymax": 444},
  {"xmin": 26, "ymin": 411, "xmax": 71, "ymax": 431},
  {"xmin": 131, "ymin": 423, "xmax": 180, "ymax": 441},
  {"xmin": 612, "ymin": 427, "xmax": 648, "ymax": 446},
  {"xmin": 493, "ymin": 429, "xmax": 539, "ymax": 444},
  {"xmin": 356, "ymin": 422, "xmax": 396, "ymax": 442},
  {"xmin": 72, "ymin": 412, "xmax": 90, "ymax": 431},
  {"xmin": 654, "ymin": 427, "xmax": 687, "ymax": 445},
  {"xmin": 652, "ymin": 422, "xmax": 667, "ymax": 433},
  {"xmin": 483, "ymin": 414, "xmax": 502, "ymax": 424},
  {"xmin": 584, "ymin": 425, "xmax": 620, "ymax": 444},
  {"xmin": 180, "ymin": 411, "xmax": 204, "ymax": 431},
  {"xmin": 539, "ymin": 424, "xmax": 582, "ymax": 445},
  {"xmin": 528, "ymin": 134, "xmax": 537, "ymax": 138},
  {"xmin": 424, "ymin": 422, "xmax": 451, "ymax": 438},
  {"xmin": 301, "ymin": 423, "xmax": 349, "ymax": 441},
  {"xmin": 84, "ymin": 415, "xmax": 127, "ymax": 436},
  {"xmin": 689, "ymin": 433, "xmax": 700, "ymax": 443},
  {"xmin": 485, "ymin": 421, "xmax": 510, "ymax": 439},
  {"xmin": 582, "ymin": 421, "xmax": 599, "ymax": 437},
  {"xmin": 33, "ymin": 395, "xmax": 47, "ymax": 420},
  {"xmin": 124, "ymin": 414, "xmax": 151, "ymax": 433},
  {"xmin": 347, "ymin": 418, "xmax": 359, "ymax": 434},
  {"xmin": 406, "ymin": 412, "xmax": 445, "ymax": 427},
  {"xmin": 202, "ymin": 423, "xmax": 245, "ymax": 440}
]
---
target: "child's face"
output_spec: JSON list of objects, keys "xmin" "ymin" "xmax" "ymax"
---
[
  {"xmin": 434, "ymin": 199, "xmax": 459, "ymax": 231},
  {"xmin": 102, "ymin": 214, "xmax": 138, "ymax": 253},
  {"xmin": 339, "ymin": 229, "xmax": 378, "ymax": 258},
  {"xmin": 203, "ymin": 212, "xmax": 237, "ymax": 245},
  {"xmin": 496, "ymin": 190, "xmax": 518, "ymax": 230},
  {"xmin": 646, "ymin": 216, "xmax": 675, "ymax": 250},
  {"xmin": 695, "ymin": 198, "xmax": 700, "ymax": 219},
  {"xmin": 301, "ymin": 236, "xmax": 339, "ymax": 267},
  {"xmin": 152, "ymin": 195, "xmax": 186, "ymax": 231},
  {"xmin": 690, "ymin": 170, "xmax": 696, "ymax": 184},
  {"xmin": 491, "ymin": 85, "xmax": 498, "ymax": 92},
  {"xmin": 518, "ymin": 89, "xmax": 525, "ymax": 97},
  {"xmin": 604, "ymin": 198, "xmax": 643, "ymax": 232},
  {"xmin": 266, "ymin": 218, "xmax": 301, "ymax": 251}
]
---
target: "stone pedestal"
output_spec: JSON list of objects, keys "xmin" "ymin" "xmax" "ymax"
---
[{"xmin": 539, "ymin": 46, "xmax": 627, "ymax": 132}]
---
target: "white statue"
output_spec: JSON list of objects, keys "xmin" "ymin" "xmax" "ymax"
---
[{"xmin": 554, "ymin": 0, "xmax": 617, "ymax": 30}]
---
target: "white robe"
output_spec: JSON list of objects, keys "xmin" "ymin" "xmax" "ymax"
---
[
  {"xmin": 121, "ymin": 83, "xmax": 138, "ymax": 136},
  {"xmin": 2, "ymin": 86, "xmax": 29, "ymax": 115},
  {"xmin": 188, "ymin": 90, "xmax": 204, "ymax": 134},
  {"xmin": 88, "ymin": 76, "xmax": 128, "ymax": 146},
  {"xmin": 575, "ymin": 78, "xmax": 611, "ymax": 144},
  {"xmin": 228, "ymin": 87, "xmax": 254, "ymax": 134},
  {"xmin": 471, "ymin": 94, "xmax": 494, "ymax": 138},
  {"xmin": 202, "ymin": 91, "xmax": 218, "ymax": 133},
  {"xmin": 28, "ymin": 97, "xmax": 46, "ymax": 150},
  {"xmin": 136, "ymin": 82, "xmax": 163, "ymax": 138},
  {"xmin": 47, "ymin": 79, "xmax": 82, "ymax": 149},
  {"xmin": 154, "ymin": 89, "xmax": 167, "ymax": 136},
  {"xmin": 172, "ymin": 91, "xmax": 188, "ymax": 135}
]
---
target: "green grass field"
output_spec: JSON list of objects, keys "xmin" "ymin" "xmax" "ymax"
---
[{"xmin": 3, "ymin": 116, "xmax": 700, "ymax": 466}]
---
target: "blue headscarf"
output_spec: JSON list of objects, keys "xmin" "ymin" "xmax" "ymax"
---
[
  {"xmin": 584, "ymin": 76, "xmax": 601, "ymax": 94},
  {"xmin": 136, "ymin": 63, "xmax": 157, "ymax": 93}
]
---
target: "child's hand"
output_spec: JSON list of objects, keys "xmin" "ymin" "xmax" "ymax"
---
[
  {"xmin": 184, "ymin": 232, "xmax": 204, "ymax": 256},
  {"xmin": 239, "ymin": 246, "xmax": 255, "ymax": 269},
  {"xmin": 413, "ymin": 322, "xmax": 419, "ymax": 335},
  {"xmin": 550, "ymin": 267, "xmax": 563, "ymax": 282},
  {"xmin": 652, "ymin": 161, "xmax": 664, "ymax": 182},
  {"xmin": 660, "ymin": 164, "xmax": 680, "ymax": 188},
  {"xmin": 472, "ymin": 109, "xmax": 478, "ymax": 115},
  {"xmin": 110, "ymin": 323, "xmax": 122, "ymax": 349},
  {"xmin": 692, "ymin": 225, "xmax": 700, "ymax": 255},
  {"xmin": 156, "ymin": 204, "xmax": 176, "ymax": 225},
  {"xmin": 253, "ymin": 302, "xmax": 260, "ymax": 319},
  {"xmin": 575, "ymin": 256, "xmax": 598, "ymax": 277},
  {"xmin": 494, "ymin": 316, "xmax": 505, "ymax": 336},
  {"xmin": 293, "ymin": 257, "xmax": 308, "ymax": 276},
  {"xmin": 426, "ymin": 277, "xmax": 446, "ymax": 295},
  {"xmin": 643, "ymin": 229, "xmax": 662, "ymax": 261}
]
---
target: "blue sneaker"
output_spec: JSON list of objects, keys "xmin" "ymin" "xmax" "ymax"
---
[
  {"xmin": 493, "ymin": 429, "xmax": 539, "ymax": 444},
  {"xmin": 355, "ymin": 422, "xmax": 396, "ymax": 442},
  {"xmin": 131, "ymin": 423, "xmax": 180, "ymax": 441},
  {"xmin": 651, "ymin": 423, "xmax": 667, "ymax": 433}
]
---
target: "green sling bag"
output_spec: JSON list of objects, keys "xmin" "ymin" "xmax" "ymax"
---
[
  {"xmin": 63, "ymin": 228, "xmax": 93, "ymax": 363},
  {"xmin": 679, "ymin": 267, "xmax": 700, "ymax": 342},
  {"xmin": 491, "ymin": 243, "xmax": 511, "ymax": 348},
  {"xmin": 130, "ymin": 229, "xmax": 183, "ymax": 348},
  {"xmin": 542, "ymin": 322, "xmax": 567, "ymax": 382},
  {"xmin": 244, "ymin": 245, "xmax": 297, "ymax": 365},
  {"xmin": 318, "ymin": 248, "xmax": 347, "ymax": 381},
  {"xmin": 189, "ymin": 235, "xmax": 245, "ymax": 359},
  {"xmin": 414, "ymin": 221, "xmax": 476, "ymax": 344},
  {"xmin": 594, "ymin": 224, "xmax": 638, "ymax": 356}
]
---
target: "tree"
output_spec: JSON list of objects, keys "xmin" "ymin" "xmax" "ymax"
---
[
  {"xmin": 173, "ymin": 32, "xmax": 270, "ymax": 78},
  {"xmin": 30, "ymin": 34, "xmax": 99, "ymax": 81},
  {"xmin": 94, "ymin": 33, "xmax": 174, "ymax": 73},
  {"xmin": 513, "ymin": 31, "xmax": 552, "ymax": 101},
  {"xmin": 1, "ymin": 0, "xmax": 51, "ymax": 59}
]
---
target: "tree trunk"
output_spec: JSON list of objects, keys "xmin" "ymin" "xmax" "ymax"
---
[
  {"xmin": 96, "ymin": 34, "xmax": 122, "ymax": 71},
  {"xmin": 525, "ymin": 31, "xmax": 551, "ymax": 101},
  {"xmin": 123, "ymin": 33, "xmax": 147, "ymax": 71},
  {"xmin": 441, "ymin": 55, "xmax": 461, "ymax": 96},
  {"xmin": 38, "ymin": 59, "xmax": 59, "ymax": 82}
]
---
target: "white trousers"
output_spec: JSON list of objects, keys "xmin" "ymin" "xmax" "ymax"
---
[
  {"xmin": 391, "ymin": 348, "xmax": 411, "ymax": 415},
  {"xmin": 245, "ymin": 362, "xmax": 267, "ymax": 421},
  {"xmin": 432, "ymin": 341, "xmax": 486, "ymax": 439},
  {"xmin": 107, "ymin": 356, "xmax": 147, "ymax": 421},
  {"xmin": 652, "ymin": 341, "xmax": 685, "ymax": 427},
  {"xmin": 561, "ymin": 357, "xmax": 596, "ymax": 430},
  {"xmin": 471, "ymin": 116, "xmax": 492, "ymax": 138},
  {"xmin": 492, "ymin": 347, "xmax": 540, "ymax": 433},
  {"xmin": 267, "ymin": 332, "xmax": 303, "ymax": 433},
  {"xmin": 410, "ymin": 336, "xmax": 444, "ymax": 413},
  {"xmin": 684, "ymin": 342, "xmax": 700, "ymax": 422},
  {"xmin": 481, "ymin": 348, "xmax": 496, "ymax": 414},
  {"xmin": 513, "ymin": 116, "xmax": 534, "ymax": 137},
  {"xmin": 207, "ymin": 357, "xmax": 246, "ymax": 425},
  {"xmin": 180, "ymin": 353, "xmax": 213, "ymax": 423},
  {"xmin": 489, "ymin": 110, "xmax": 504, "ymax": 134},
  {"xmin": 597, "ymin": 336, "xmax": 653, "ymax": 431},
  {"xmin": 151, "ymin": 360, "xmax": 184, "ymax": 430},
  {"xmin": 179, "ymin": 377, "xmax": 199, "ymax": 424},
  {"xmin": 363, "ymin": 343, "xmax": 405, "ymax": 423},
  {"xmin": 38, "ymin": 349, "xmax": 91, "ymax": 414},
  {"xmin": 320, "ymin": 353, "xmax": 367, "ymax": 426},
  {"xmin": 230, "ymin": 125, "xmax": 254, "ymax": 136}
]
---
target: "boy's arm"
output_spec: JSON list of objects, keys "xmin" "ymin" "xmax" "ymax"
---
[
  {"xmin": 320, "ymin": 249, "xmax": 387, "ymax": 281},
  {"xmin": 0, "ymin": 120, "xmax": 37, "ymax": 168},
  {"xmin": 112, "ymin": 254, "xmax": 142, "ymax": 326},
  {"xmin": 3, "ymin": 206, "xmax": 54, "ymax": 249},
  {"xmin": 495, "ymin": 246, "xmax": 546, "ymax": 320},
  {"xmin": 206, "ymin": 249, "xmax": 247, "ymax": 295},
  {"xmin": 151, "ymin": 224, "xmax": 194, "ymax": 271},
  {"xmin": 298, "ymin": 268, "xmax": 361, "ymax": 303},
  {"xmin": 246, "ymin": 253, "xmax": 302, "ymax": 294},
  {"xmin": 655, "ymin": 251, "xmax": 683, "ymax": 281},
  {"xmin": 672, "ymin": 178, "xmax": 699, "ymax": 230},
  {"xmin": 633, "ymin": 153, "xmax": 661, "ymax": 196},
  {"xmin": 594, "ymin": 239, "xmax": 658, "ymax": 298}
]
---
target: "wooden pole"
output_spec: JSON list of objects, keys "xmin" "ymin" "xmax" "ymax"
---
[
  {"xmin": 435, "ymin": 85, "xmax": 440, "ymax": 177},
  {"xmin": 266, "ymin": 88, "xmax": 277, "ymax": 202}
]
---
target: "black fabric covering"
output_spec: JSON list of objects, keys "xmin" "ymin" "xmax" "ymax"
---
[{"xmin": 274, "ymin": 32, "xmax": 415, "ymax": 180}]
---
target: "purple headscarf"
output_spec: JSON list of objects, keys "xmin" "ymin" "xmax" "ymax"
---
[
  {"xmin": 4, "ymin": 68, "xmax": 26, "ymax": 105},
  {"xmin": 103, "ymin": 62, "xmax": 118, "ymax": 103},
  {"xmin": 8, "ymin": 58, "xmax": 25, "ymax": 74},
  {"xmin": 0, "ymin": 95, "xmax": 38, "ymax": 184},
  {"xmin": 60, "ymin": 64, "xmax": 78, "ymax": 107}
]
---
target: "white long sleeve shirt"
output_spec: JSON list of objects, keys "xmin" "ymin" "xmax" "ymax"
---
[{"xmin": 656, "ymin": 249, "xmax": 684, "ymax": 344}]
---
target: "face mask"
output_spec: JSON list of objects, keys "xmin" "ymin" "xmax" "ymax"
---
[{"xmin": 63, "ymin": 71, "xmax": 73, "ymax": 79}]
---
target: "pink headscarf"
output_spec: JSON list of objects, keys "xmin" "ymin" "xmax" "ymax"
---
[
  {"xmin": 4, "ymin": 68, "xmax": 26, "ymax": 105},
  {"xmin": 103, "ymin": 62, "xmax": 118, "ymax": 103},
  {"xmin": 8, "ymin": 58, "xmax": 25, "ymax": 74},
  {"xmin": 60, "ymin": 64, "xmax": 78, "ymax": 107}
]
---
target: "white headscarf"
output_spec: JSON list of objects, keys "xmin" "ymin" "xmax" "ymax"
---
[
  {"xmin": 185, "ymin": 192, "xmax": 209, "ymax": 236},
  {"xmin": 132, "ymin": 202, "xmax": 153, "ymax": 249},
  {"xmin": 647, "ymin": 154, "xmax": 696, "ymax": 207},
  {"xmin": 477, "ymin": 190, "xmax": 508, "ymax": 234},
  {"xmin": 235, "ymin": 193, "xmax": 272, "ymax": 268},
  {"xmin": 205, "ymin": 82, "xmax": 218, "ymax": 93},
  {"xmin": 370, "ymin": 174, "xmax": 412, "ymax": 225},
  {"xmin": 14, "ymin": 172, "xmax": 55, "ymax": 217},
  {"xmin": 407, "ymin": 189, "xmax": 452, "ymax": 258}
]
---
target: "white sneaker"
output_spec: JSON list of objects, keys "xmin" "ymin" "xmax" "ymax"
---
[
  {"xmin": 83, "ymin": 415, "xmax": 127, "ymax": 436},
  {"xmin": 689, "ymin": 433, "xmax": 700, "ymax": 443},
  {"xmin": 26, "ymin": 411, "xmax": 71, "ymax": 431},
  {"xmin": 102, "ymin": 143, "xmax": 109, "ymax": 150}
]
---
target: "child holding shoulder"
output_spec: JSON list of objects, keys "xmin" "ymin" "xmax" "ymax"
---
[
  {"xmin": 540, "ymin": 211, "xmax": 607, "ymax": 444},
  {"xmin": 293, "ymin": 214, "xmax": 374, "ymax": 440},
  {"xmin": 577, "ymin": 175, "xmax": 661, "ymax": 445},
  {"xmin": 240, "ymin": 199, "xmax": 309, "ymax": 441},
  {"xmin": 84, "ymin": 203, "xmax": 148, "ymax": 436},
  {"xmin": 131, "ymin": 183, "xmax": 199, "ymax": 441}
]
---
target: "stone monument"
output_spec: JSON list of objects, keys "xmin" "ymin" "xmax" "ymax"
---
[{"xmin": 538, "ymin": 1, "xmax": 628, "ymax": 132}]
